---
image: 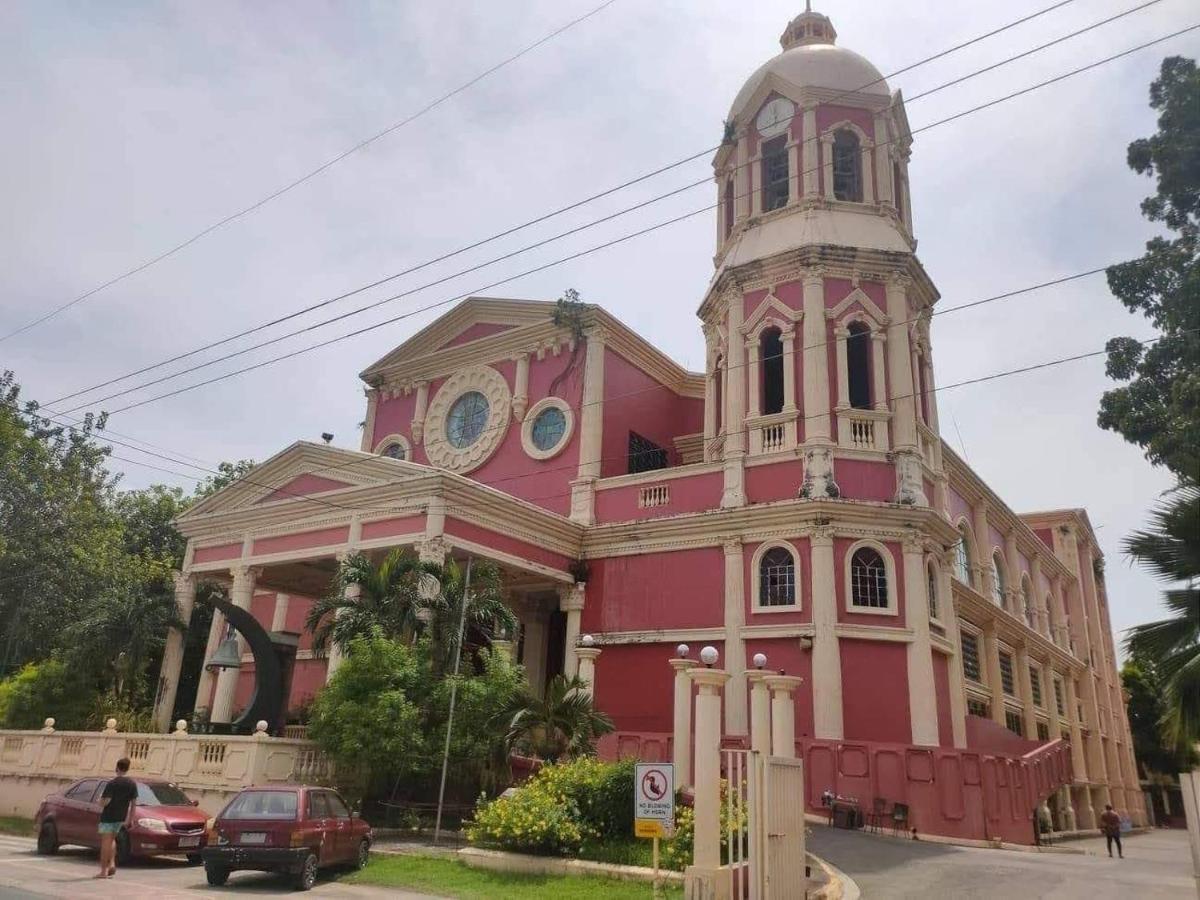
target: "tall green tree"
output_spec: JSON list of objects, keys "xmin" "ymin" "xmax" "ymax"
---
[
  {"xmin": 1100, "ymin": 56, "xmax": 1199, "ymax": 478},
  {"xmin": 1122, "ymin": 478, "xmax": 1200, "ymax": 756}
]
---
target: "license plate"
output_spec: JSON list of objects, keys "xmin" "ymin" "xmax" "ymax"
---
[
  {"xmin": 239, "ymin": 833, "xmax": 267, "ymax": 845},
  {"xmin": 178, "ymin": 836, "xmax": 200, "ymax": 848}
]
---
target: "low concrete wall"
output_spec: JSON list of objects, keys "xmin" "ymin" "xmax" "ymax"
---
[{"xmin": 0, "ymin": 727, "xmax": 328, "ymax": 818}]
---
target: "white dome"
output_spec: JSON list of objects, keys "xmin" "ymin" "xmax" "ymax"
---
[{"xmin": 729, "ymin": 43, "xmax": 890, "ymax": 122}]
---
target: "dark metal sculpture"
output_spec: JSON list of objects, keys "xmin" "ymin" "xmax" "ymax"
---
[{"xmin": 203, "ymin": 593, "xmax": 285, "ymax": 735}]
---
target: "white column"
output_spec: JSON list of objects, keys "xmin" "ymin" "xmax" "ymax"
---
[
  {"xmin": 325, "ymin": 577, "xmax": 359, "ymax": 683},
  {"xmin": 734, "ymin": 137, "xmax": 751, "ymax": 221},
  {"xmin": 834, "ymin": 326, "xmax": 849, "ymax": 408},
  {"xmin": 523, "ymin": 612, "xmax": 548, "ymax": 699},
  {"xmin": 1015, "ymin": 645, "xmax": 1039, "ymax": 741},
  {"xmin": 270, "ymin": 593, "xmax": 290, "ymax": 633},
  {"xmin": 512, "ymin": 353, "xmax": 530, "ymax": 421},
  {"xmin": 575, "ymin": 647, "xmax": 600, "ymax": 697},
  {"xmin": 860, "ymin": 141, "xmax": 875, "ymax": 205},
  {"xmin": 669, "ymin": 657, "xmax": 696, "ymax": 787},
  {"xmin": 749, "ymin": 150, "xmax": 762, "ymax": 217},
  {"xmin": 973, "ymin": 501, "xmax": 996, "ymax": 600},
  {"xmin": 560, "ymin": 583, "xmax": 585, "ymax": 679},
  {"xmin": 1065, "ymin": 674, "xmax": 1089, "ymax": 783},
  {"xmin": 801, "ymin": 105, "xmax": 819, "ymax": 199},
  {"xmin": 873, "ymin": 113, "xmax": 893, "ymax": 206},
  {"xmin": 194, "ymin": 605, "xmax": 225, "ymax": 716},
  {"xmin": 942, "ymin": 565, "xmax": 969, "ymax": 748},
  {"xmin": 703, "ymin": 327, "xmax": 717, "ymax": 451},
  {"xmin": 723, "ymin": 538, "xmax": 748, "ymax": 736},
  {"xmin": 747, "ymin": 669, "xmax": 774, "ymax": 755},
  {"xmin": 746, "ymin": 339, "xmax": 761, "ymax": 419},
  {"xmin": 910, "ymin": 344, "xmax": 924, "ymax": 424},
  {"xmin": 360, "ymin": 389, "xmax": 380, "ymax": 452},
  {"xmin": 685, "ymin": 666, "xmax": 730, "ymax": 896},
  {"xmin": 766, "ymin": 674, "xmax": 802, "ymax": 758},
  {"xmin": 904, "ymin": 534, "xmax": 939, "ymax": 746},
  {"xmin": 787, "ymin": 137, "xmax": 800, "ymax": 205},
  {"xmin": 411, "ymin": 381, "xmax": 429, "ymax": 442},
  {"xmin": 820, "ymin": 135, "xmax": 834, "ymax": 199},
  {"xmin": 885, "ymin": 274, "xmax": 925, "ymax": 506},
  {"xmin": 1004, "ymin": 531, "xmax": 1021, "ymax": 617},
  {"xmin": 1031, "ymin": 556, "xmax": 1047, "ymax": 636},
  {"xmin": 721, "ymin": 292, "xmax": 747, "ymax": 508},
  {"xmin": 1176, "ymin": 769, "xmax": 1200, "ymax": 892},
  {"xmin": 801, "ymin": 269, "xmax": 831, "ymax": 441},
  {"xmin": 571, "ymin": 328, "xmax": 606, "ymax": 524},
  {"xmin": 982, "ymin": 623, "xmax": 1006, "ymax": 727},
  {"xmin": 781, "ymin": 325, "xmax": 797, "ymax": 413},
  {"xmin": 211, "ymin": 565, "xmax": 258, "ymax": 725},
  {"xmin": 809, "ymin": 526, "xmax": 844, "ymax": 739},
  {"xmin": 870, "ymin": 331, "xmax": 888, "ymax": 411},
  {"xmin": 153, "ymin": 573, "xmax": 197, "ymax": 732}
]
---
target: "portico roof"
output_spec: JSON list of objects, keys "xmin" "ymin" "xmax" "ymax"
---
[{"xmin": 176, "ymin": 441, "xmax": 584, "ymax": 588}]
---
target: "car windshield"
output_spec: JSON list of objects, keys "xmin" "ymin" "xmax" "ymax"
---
[
  {"xmin": 136, "ymin": 782, "xmax": 192, "ymax": 807},
  {"xmin": 222, "ymin": 790, "xmax": 298, "ymax": 820}
]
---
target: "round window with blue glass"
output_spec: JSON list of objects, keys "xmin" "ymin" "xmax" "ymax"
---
[
  {"xmin": 531, "ymin": 406, "xmax": 566, "ymax": 451},
  {"xmin": 446, "ymin": 391, "xmax": 490, "ymax": 449}
]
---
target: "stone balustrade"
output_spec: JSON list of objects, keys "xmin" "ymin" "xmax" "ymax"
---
[{"xmin": 0, "ymin": 722, "xmax": 329, "ymax": 818}]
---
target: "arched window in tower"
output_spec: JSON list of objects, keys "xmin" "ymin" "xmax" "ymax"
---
[
  {"xmin": 953, "ymin": 524, "xmax": 973, "ymax": 586},
  {"xmin": 991, "ymin": 552, "xmax": 1006, "ymax": 607},
  {"xmin": 761, "ymin": 135, "xmax": 790, "ymax": 212},
  {"xmin": 1021, "ymin": 579, "xmax": 1035, "ymax": 629},
  {"xmin": 926, "ymin": 561, "xmax": 940, "ymax": 621},
  {"xmin": 850, "ymin": 547, "xmax": 888, "ymax": 609},
  {"xmin": 723, "ymin": 178, "xmax": 734, "ymax": 239},
  {"xmin": 759, "ymin": 547, "xmax": 796, "ymax": 607},
  {"xmin": 760, "ymin": 327, "xmax": 784, "ymax": 415},
  {"xmin": 832, "ymin": 130, "xmax": 862, "ymax": 202},
  {"xmin": 846, "ymin": 321, "xmax": 872, "ymax": 409}
]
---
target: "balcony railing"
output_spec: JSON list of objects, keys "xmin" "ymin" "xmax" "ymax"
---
[
  {"xmin": 746, "ymin": 411, "xmax": 797, "ymax": 455},
  {"xmin": 835, "ymin": 407, "xmax": 890, "ymax": 452},
  {"xmin": 638, "ymin": 484, "xmax": 670, "ymax": 509}
]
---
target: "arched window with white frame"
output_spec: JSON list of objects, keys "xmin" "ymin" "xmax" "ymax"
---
[
  {"xmin": 926, "ymin": 560, "xmax": 940, "ymax": 621},
  {"xmin": 753, "ymin": 542, "xmax": 800, "ymax": 611},
  {"xmin": 991, "ymin": 552, "xmax": 1006, "ymax": 607},
  {"xmin": 953, "ymin": 522, "xmax": 974, "ymax": 587},
  {"xmin": 832, "ymin": 129, "xmax": 862, "ymax": 202},
  {"xmin": 846, "ymin": 320, "xmax": 872, "ymax": 409},
  {"xmin": 846, "ymin": 542, "xmax": 894, "ymax": 614},
  {"xmin": 760, "ymin": 326, "xmax": 785, "ymax": 416}
]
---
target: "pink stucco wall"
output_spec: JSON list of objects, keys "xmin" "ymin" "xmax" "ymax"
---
[
  {"xmin": 253, "ymin": 526, "xmax": 349, "ymax": 557},
  {"xmin": 948, "ymin": 486, "xmax": 973, "ymax": 525},
  {"xmin": 745, "ymin": 460, "xmax": 804, "ymax": 504},
  {"xmin": 360, "ymin": 515, "xmax": 425, "ymax": 542},
  {"xmin": 193, "ymin": 542, "xmax": 240, "ymax": 564},
  {"xmin": 840, "ymin": 638, "xmax": 910, "ymax": 743},
  {"xmin": 744, "ymin": 636, "xmax": 815, "ymax": 738},
  {"xmin": 933, "ymin": 651, "xmax": 953, "ymax": 747},
  {"xmin": 591, "ymin": 642, "xmax": 687, "ymax": 734},
  {"xmin": 835, "ymin": 458, "xmax": 894, "ymax": 503},
  {"xmin": 599, "ymin": 348, "xmax": 701, "ymax": 478},
  {"xmin": 595, "ymin": 471, "xmax": 722, "ymax": 523},
  {"xmin": 438, "ymin": 322, "xmax": 514, "ymax": 350},
  {"xmin": 259, "ymin": 473, "xmax": 352, "ymax": 504},
  {"xmin": 444, "ymin": 518, "xmax": 574, "ymax": 573},
  {"xmin": 582, "ymin": 548, "xmax": 726, "ymax": 632}
]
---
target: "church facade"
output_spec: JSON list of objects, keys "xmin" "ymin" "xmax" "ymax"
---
[{"xmin": 157, "ymin": 8, "xmax": 1142, "ymax": 840}]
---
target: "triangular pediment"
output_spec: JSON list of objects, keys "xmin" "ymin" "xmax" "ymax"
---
[
  {"xmin": 179, "ymin": 441, "xmax": 426, "ymax": 520},
  {"xmin": 826, "ymin": 287, "xmax": 887, "ymax": 325},
  {"xmin": 359, "ymin": 297, "xmax": 559, "ymax": 383},
  {"xmin": 741, "ymin": 291, "xmax": 802, "ymax": 336}
]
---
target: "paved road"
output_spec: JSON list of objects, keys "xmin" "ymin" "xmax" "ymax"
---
[
  {"xmin": 809, "ymin": 824, "xmax": 1197, "ymax": 899},
  {"xmin": 0, "ymin": 835, "xmax": 438, "ymax": 900}
]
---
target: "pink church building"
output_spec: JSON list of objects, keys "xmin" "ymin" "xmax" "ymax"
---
[{"xmin": 156, "ymin": 8, "xmax": 1141, "ymax": 843}]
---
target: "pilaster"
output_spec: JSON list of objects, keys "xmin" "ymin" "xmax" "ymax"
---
[
  {"xmin": 670, "ymin": 657, "xmax": 696, "ymax": 786},
  {"xmin": 559, "ymin": 583, "xmax": 586, "ymax": 678},
  {"xmin": 512, "ymin": 353, "xmax": 531, "ymax": 421},
  {"xmin": 153, "ymin": 572, "xmax": 197, "ymax": 732},
  {"xmin": 808, "ymin": 525, "xmax": 844, "ymax": 739},
  {"xmin": 903, "ymin": 533, "xmax": 939, "ymax": 746},
  {"xmin": 411, "ymin": 381, "xmax": 429, "ymax": 443},
  {"xmin": 722, "ymin": 538, "xmax": 748, "ymax": 736},
  {"xmin": 885, "ymin": 273, "xmax": 925, "ymax": 506},
  {"xmin": 211, "ymin": 564, "xmax": 260, "ymax": 725},
  {"xmin": 572, "ymin": 328, "xmax": 606, "ymax": 523},
  {"xmin": 721, "ymin": 293, "xmax": 747, "ymax": 508},
  {"xmin": 801, "ymin": 105, "xmax": 819, "ymax": 198}
]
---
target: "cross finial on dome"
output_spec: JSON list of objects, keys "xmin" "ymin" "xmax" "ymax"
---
[{"xmin": 780, "ymin": 6, "xmax": 837, "ymax": 50}]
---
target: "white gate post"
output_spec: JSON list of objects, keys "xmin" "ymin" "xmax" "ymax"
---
[
  {"xmin": 575, "ymin": 639, "xmax": 601, "ymax": 697},
  {"xmin": 670, "ymin": 648, "xmax": 696, "ymax": 787},
  {"xmin": 746, "ymin": 656, "xmax": 776, "ymax": 756},
  {"xmin": 687, "ymin": 649, "xmax": 731, "ymax": 900},
  {"xmin": 765, "ymin": 675, "xmax": 802, "ymax": 759}
]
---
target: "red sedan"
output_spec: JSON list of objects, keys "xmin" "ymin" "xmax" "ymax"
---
[
  {"xmin": 201, "ymin": 785, "xmax": 372, "ymax": 890},
  {"xmin": 34, "ymin": 777, "xmax": 211, "ymax": 863}
]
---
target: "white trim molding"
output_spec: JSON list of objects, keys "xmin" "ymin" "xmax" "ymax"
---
[
  {"xmin": 373, "ymin": 433, "xmax": 412, "ymax": 461},
  {"xmin": 520, "ymin": 396, "xmax": 575, "ymax": 461},
  {"xmin": 843, "ymin": 538, "xmax": 898, "ymax": 616},
  {"xmin": 422, "ymin": 365, "xmax": 512, "ymax": 474},
  {"xmin": 750, "ymin": 539, "xmax": 802, "ymax": 614}
]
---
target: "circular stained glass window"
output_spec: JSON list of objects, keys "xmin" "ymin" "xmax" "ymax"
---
[
  {"xmin": 530, "ymin": 406, "xmax": 567, "ymax": 451},
  {"xmin": 446, "ymin": 391, "xmax": 490, "ymax": 449},
  {"xmin": 381, "ymin": 442, "xmax": 406, "ymax": 460}
]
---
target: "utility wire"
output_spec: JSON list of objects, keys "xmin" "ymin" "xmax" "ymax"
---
[
  {"xmin": 0, "ymin": 0, "xmax": 620, "ymax": 345},
  {"xmin": 46, "ymin": 0, "xmax": 1091, "ymax": 406},
  {"xmin": 78, "ymin": 20, "xmax": 1200, "ymax": 419}
]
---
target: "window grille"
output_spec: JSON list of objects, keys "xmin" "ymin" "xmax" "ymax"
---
[
  {"xmin": 850, "ymin": 548, "xmax": 888, "ymax": 609},
  {"xmin": 967, "ymin": 698, "xmax": 989, "ymax": 718},
  {"xmin": 761, "ymin": 135, "xmax": 790, "ymax": 211},
  {"xmin": 1036, "ymin": 721, "xmax": 1050, "ymax": 741},
  {"xmin": 832, "ymin": 130, "xmax": 862, "ymax": 201},
  {"xmin": 961, "ymin": 632, "xmax": 982, "ymax": 682},
  {"xmin": 1030, "ymin": 667, "xmax": 1043, "ymax": 707},
  {"xmin": 926, "ymin": 565, "xmax": 939, "ymax": 620},
  {"xmin": 1054, "ymin": 680, "xmax": 1065, "ymax": 716},
  {"xmin": 627, "ymin": 431, "xmax": 668, "ymax": 474},
  {"xmin": 954, "ymin": 533, "xmax": 972, "ymax": 585},
  {"xmin": 1005, "ymin": 710, "xmax": 1024, "ymax": 736},
  {"xmin": 759, "ymin": 547, "xmax": 796, "ymax": 607},
  {"xmin": 999, "ymin": 652, "xmax": 1015, "ymax": 696}
]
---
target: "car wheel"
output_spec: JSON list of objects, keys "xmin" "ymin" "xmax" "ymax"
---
[
  {"xmin": 354, "ymin": 839, "xmax": 369, "ymax": 870},
  {"xmin": 205, "ymin": 864, "xmax": 230, "ymax": 886},
  {"xmin": 292, "ymin": 853, "xmax": 318, "ymax": 891},
  {"xmin": 115, "ymin": 830, "xmax": 132, "ymax": 866},
  {"xmin": 36, "ymin": 822, "xmax": 59, "ymax": 855}
]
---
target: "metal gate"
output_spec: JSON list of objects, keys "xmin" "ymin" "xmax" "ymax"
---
[{"xmin": 723, "ymin": 750, "xmax": 806, "ymax": 900}]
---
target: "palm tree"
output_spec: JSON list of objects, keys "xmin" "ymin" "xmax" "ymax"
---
[
  {"xmin": 501, "ymin": 674, "xmax": 614, "ymax": 762},
  {"xmin": 305, "ymin": 549, "xmax": 517, "ymax": 675},
  {"xmin": 1123, "ymin": 478, "xmax": 1200, "ymax": 757}
]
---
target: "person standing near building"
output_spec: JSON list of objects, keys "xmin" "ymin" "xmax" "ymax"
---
[
  {"xmin": 95, "ymin": 758, "xmax": 137, "ymax": 878},
  {"xmin": 1099, "ymin": 803, "xmax": 1123, "ymax": 859}
]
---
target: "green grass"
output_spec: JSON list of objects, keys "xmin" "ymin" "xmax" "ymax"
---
[
  {"xmin": 348, "ymin": 852, "xmax": 682, "ymax": 899},
  {"xmin": 0, "ymin": 817, "xmax": 34, "ymax": 837}
]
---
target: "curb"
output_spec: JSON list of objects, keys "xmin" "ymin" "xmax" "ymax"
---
[
  {"xmin": 810, "ymin": 853, "xmax": 861, "ymax": 900},
  {"xmin": 456, "ymin": 846, "xmax": 685, "ymax": 884}
]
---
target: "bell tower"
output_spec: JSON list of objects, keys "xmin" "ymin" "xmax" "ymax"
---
[{"xmin": 699, "ymin": 7, "xmax": 943, "ymax": 512}]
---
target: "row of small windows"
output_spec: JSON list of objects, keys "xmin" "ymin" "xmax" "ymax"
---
[{"xmin": 951, "ymin": 523, "xmax": 1056, "ymax": 636}]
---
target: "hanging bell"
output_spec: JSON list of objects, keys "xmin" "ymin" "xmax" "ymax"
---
[{"xmin": 204, "ymin": 636, "xmax": 242, "ymax": 671}]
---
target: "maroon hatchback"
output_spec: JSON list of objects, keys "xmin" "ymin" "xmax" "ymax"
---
[
  {"xmin": 201, "ymin": 785, "xmax": 371, "ymax": 890},
  {"xmin": 34, "ymin": 777, "xmax": 210, "ymax": 863}
]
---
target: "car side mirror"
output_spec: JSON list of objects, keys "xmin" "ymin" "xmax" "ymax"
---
[{"xmin": 191, "ymin": 799, "xmax": 199, "ymax": 807}]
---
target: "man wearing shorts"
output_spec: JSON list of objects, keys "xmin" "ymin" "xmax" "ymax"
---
[
  {"xmin": 96, "ymin": 758, "xmax": 137, "ymax": 878},
  {"xmin": 1099, "ymin": 803, "xmax": 1123, "ymax": 859}
]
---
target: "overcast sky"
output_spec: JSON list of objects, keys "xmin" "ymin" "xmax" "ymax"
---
[{"xmin": 2, "ymin": 1, "xmax": 1196, "ymax": 648}]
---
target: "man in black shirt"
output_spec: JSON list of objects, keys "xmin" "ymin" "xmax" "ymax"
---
[{"xmin": 96, "ymin": 757, "xmax": 137, "ymax": 878}]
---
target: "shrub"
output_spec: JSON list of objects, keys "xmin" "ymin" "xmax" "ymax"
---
[
  {"xmin": 468, "ymin": 779, "xmax": 584, "ymax": 854},
  {"xmin": 0, "ymin": 658, "xmax": 97, "ymax": 730}
]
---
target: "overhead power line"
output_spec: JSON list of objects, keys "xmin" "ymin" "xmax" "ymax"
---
[
  {"xmin": 65, "ymin": 21, "xmax": 1200, "ymax": 420},
  {"xmin": 0, "ymin": 0, "xmax": 620, "ymax": 345},
  {"xmin": 45, "ymin": 0, "xmax": 1097, "ymax": 407}
]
